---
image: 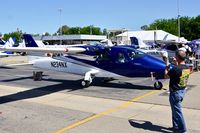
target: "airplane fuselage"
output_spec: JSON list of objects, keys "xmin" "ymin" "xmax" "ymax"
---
[{"xmin": 32, "ymin": 46, "xmax": 166, "ymax": 80}]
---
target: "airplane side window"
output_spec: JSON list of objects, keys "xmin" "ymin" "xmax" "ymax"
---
[
  {"xmin": 128, "ymin": 51, "xmax": 135, "ymax": 60},
  {"xmin": 98, "ymin": 53, "xmax": 109, "ymax": 61},
  {"xmin": 117, "ymin": 53, "xmax": 126, "ymax": 63}
]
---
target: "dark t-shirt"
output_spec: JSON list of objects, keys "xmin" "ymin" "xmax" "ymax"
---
[{"xmin": 168, "ymin": 64, "xmax": 190, "ymax": 91}]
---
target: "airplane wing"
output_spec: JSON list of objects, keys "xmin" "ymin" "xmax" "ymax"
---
[{"xmin": 0, "ymin": 47, "xmax": 86, "ymax": 54}]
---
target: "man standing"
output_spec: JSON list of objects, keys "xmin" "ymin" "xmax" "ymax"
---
[{"xmin": 163, "ymin": 50, "xmax": 190, "ymax": 133}]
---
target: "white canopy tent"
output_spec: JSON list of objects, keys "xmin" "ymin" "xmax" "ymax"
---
[{"xmin": 116, "ymin": 30, "xmax": 188, "ymax": 44}]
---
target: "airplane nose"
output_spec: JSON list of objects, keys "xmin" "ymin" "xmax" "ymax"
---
[
  {"xmin": 152, "ymin": 58, "xmax": 166, "ymax": 79},
  {"xmin": 143, "ymin": 55, "xmax": 166, "ymax": 79},
  {"xmin": 154, "ymin": 61, "xmax": 166, "ymax": 79}
]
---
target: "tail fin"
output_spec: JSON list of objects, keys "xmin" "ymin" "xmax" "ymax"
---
[
  {"xmin": 130, "ymin": 37, "xmax": 139, "ymax": 46},
  {"xmin": 130, "ymin": 37, "xmax": 149, "ymax": 49},
  {"xmin": 3, "ymin": 37, "xmax": 16, "ymax": 48},
  {"xmin": 23, "ymin": 34, "xmax": 39, "ymax": 47},
  {"xmin": 0, "ymin": 38, "xmax": 5, "ymax": 45},
  {"xmin": 2, "ymin": 37, "xmax": 16, "ymax": 54},
  {"xmin": 130, "ymin": 37, "xmax": 139, "ymax": 48}
]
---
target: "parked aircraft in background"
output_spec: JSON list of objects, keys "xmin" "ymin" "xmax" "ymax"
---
[
  {"xmin": 20, "ymin": 36, "xmax": 86, "ymax": 48},
  {"xmin": 0, "ymin": 37, "xmax": 16, "ymax": 57},
  {"xmin": 0, "ymin": 38, "xmax": 5, "ymax": 47}
]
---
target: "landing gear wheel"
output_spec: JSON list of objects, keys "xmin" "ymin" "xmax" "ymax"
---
[
  {"xmin": 81, "ymin": 80, "xmax": 90, "ymax": 88},
  {"xmin": 154, "ymin": 81, "xmax": 163, "ymax": 90},
  {"xmin": 33, "ymin": 71, "xmax": 43, "ymax": 81}
]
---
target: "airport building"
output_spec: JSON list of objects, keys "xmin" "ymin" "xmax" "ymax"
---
[{"xmin": 33, "ymin": 34, "xmax": 107, "ymax": 45}]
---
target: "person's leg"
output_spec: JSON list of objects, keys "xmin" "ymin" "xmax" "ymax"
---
[
  {"xmin": 169, "ymin": 92, "xmax": 179, "ymax": 130},
  {"xmin": 173, "ymin": 90, "xmax": 187, "ymax": 132}
]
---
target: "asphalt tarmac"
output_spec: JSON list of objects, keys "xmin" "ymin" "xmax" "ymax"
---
[{"xmin": 0, "ymin": 56, "xmax": 200, "ymax": 133}]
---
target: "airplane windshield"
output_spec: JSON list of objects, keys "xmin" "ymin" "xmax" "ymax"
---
[
  {"xmin": 125, "ymin": 47, "xmax": 145, "ymax": 55},
  {"xmin": 126, "ymin": 48, "xmax": 145, "ymax": 60},
  {"xmin": 134, "ymin": 49, "xmax": 145, "ymax": 55}
]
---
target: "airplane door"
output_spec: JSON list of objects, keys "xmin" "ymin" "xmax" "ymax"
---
[
  {"xmin": 112, "ymin": 49, "xmax": 148, "ymax": 77},
  {"xmin": 108, "ymin": 50, "xmax": 138, "ymax": 77},
  {"xmin": 96, "ymin": 50, "xmax": 114, "ymax": 70}
]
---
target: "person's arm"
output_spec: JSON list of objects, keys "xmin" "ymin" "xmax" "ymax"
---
[
  {"xmin": 172, "ymin": 57, "xmax": 178, "ymax": 66},
  {"xmin": 164, "ymin": 64, "xmax": 170, "ymax": 79},
  {"xmin": 161, "ymin": 51, "xmax": 170, "ymax": 79}
]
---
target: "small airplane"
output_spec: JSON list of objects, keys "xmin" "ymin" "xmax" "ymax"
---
[
  {"xmin": 21, "ymin": 36, "xmax": 86, "ymax": 48},
  {"xmin": 0, "ymin": 34, "xmax": 167, "ymax": 89},
  {"xmin": 0, "ymin": 38, "xmax": 5, "ymax": 47},
  {"xmin": 0, "ymin": 37, "xmax": 16, "ymax": 57}
]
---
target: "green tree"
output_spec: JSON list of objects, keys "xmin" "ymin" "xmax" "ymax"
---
[
  {"xmin": 92, "ymin": 27, "xmax": 103, "ymax": 35},
  {"xmin": 141, "ymin": 25, "xmax": 148, "ymax": 30},
  {"xmin": 57, "ymin": 25, "xmax": 70, "ymax": 35},
  {"xmin": 80, "ymin": 26, "xmax": 91, "ymax": 34},
  {"xmin": 3, "ymin": 31, "xmax": 23, "ymax": 43},
  {"xmin": 57, "ymin": 25, "xmax": 105, "ymax": 35},
  {"xmin": 68, "ymin": 27, "xmax": 80, "ymax": 34},
  {"xmin": 145, "ymin": 15, "xmax": 200, "ymax": 40}
]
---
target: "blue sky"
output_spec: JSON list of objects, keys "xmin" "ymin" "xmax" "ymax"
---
[{"xmin": 0, "ymin": 0, "xmax": 199, "ymax": 34}]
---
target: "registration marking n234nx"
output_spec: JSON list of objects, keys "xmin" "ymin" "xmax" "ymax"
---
[{"xmin": 51, "ymin": 61, "xmax": 67, "ymax": 68}]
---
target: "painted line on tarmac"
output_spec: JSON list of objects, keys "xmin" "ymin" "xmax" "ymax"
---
[{"xmin": 54, "ymin": 89, "xmax": 160, "ymax": 133}]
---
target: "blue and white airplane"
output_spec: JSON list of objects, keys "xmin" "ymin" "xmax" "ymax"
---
[
  {"xmin": 0, "ymin": 34, "xmax": 166, "ymax": 89},
  {"xmin": 0, "ymin": 37, "xmax": 16, "ymax": 57},
  {"xmin": 0, "ymin": 38, "xmax": 5, "ymax": 46}
]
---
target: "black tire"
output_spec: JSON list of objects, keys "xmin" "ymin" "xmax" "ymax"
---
[
  {"xmin": 154, "ymin": 81, "xmax": 163, "ymax": 90},
  {"xmin": 33, "ymin": 71, "xmax": 43, "ymax": 81},
  {"xmin": 80, "ymin": 80, "xmax": 90, "ymax": 88}
]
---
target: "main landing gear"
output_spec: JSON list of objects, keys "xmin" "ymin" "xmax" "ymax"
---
[
  {"xmin": 81, "ymin": 80, "xmax": 91, "ymax": 88},
  {"xmin": 154, "ymin": 81, "xmax": 163, "ymax": 90},
  {"xmin": 80, "ymin": 70, "xmax": 98, "ymax": 88},
  {"xmin": 33, "ymin": 71, "xmax": 43, "ymax": 81},
  {"xmin": 151, "ymin": 72, "xmax": 163, "ymax": 90}
]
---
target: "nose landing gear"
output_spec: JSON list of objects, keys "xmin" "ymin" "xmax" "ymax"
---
[
  {"xmin": 154, "ymin": 81, "xmax": 163, "ymax": 90},
  {"xmin": 80, "ymin": 70, "xmax": 98, "ymax": 88}
]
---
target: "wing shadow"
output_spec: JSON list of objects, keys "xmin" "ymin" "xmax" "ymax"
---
[
  {"xmin": 0, "ymin": 77, "xmax": 83, "ymax": 104},
  {"xmin": 0, "ymin": 76, "xmax": 154, "ymax": 104}
]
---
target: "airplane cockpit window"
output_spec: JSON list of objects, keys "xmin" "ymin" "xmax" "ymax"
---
[
  {"xmin": 117, "ymin": 52, "xmax": 126, "ymax": 63},
  {"xmin": 127, "ymin": 48, "xmax": 145, "ymax": 58},
  {"xmin": 134, "ymin": 50, "xmax": 145, "ymax": 55}
]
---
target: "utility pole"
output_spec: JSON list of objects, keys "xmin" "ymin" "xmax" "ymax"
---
[
  {"xmin": 58, "ymin": 8, "xmax": 62, "ymax": 45},
  {"xmin": 90, "ymin": 25, "xmax": 92, "ymax": 35},
  {"xmin": 177, "ymin": 0, "xmax": 180, "ymax": 42}
]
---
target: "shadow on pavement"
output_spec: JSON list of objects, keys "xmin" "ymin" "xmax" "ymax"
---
[
  {"xmin": 0, "ymin": 76, "xmax": 154, "ymax": 104},
  {"xmin": 129, "ymin": 119, "xmax": 172, "ymax": 133},
  {"xmin": 93, "ymin": 78, "xmax": 154, "ymax": 90},
  {"xmin": 0, "ymin": 77, "xmax": 83, "ymax": 104}
]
